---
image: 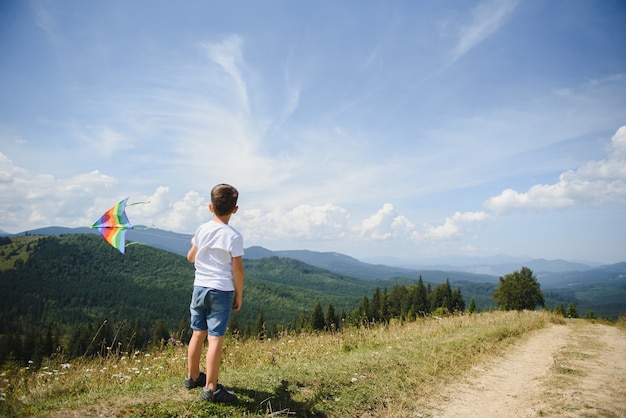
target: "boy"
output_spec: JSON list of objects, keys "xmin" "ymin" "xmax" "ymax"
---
[{"xmin": 184, "ymin": 183, "xmax": 244, "ymax": 403}]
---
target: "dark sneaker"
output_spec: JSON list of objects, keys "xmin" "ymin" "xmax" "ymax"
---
[
  {"xmin": 201, "ymin": 384, "xmax": 238, "ymax": 403},
  {"xmin": 184, "ymin": 372, "xmax": 206, "ymax": 389}
]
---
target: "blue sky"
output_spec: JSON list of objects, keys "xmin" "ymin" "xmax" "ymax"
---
[{"xmin": 1, "ymin": 0, "xmax": 625, "ymax": 264}]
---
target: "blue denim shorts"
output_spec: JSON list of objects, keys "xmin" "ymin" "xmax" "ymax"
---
[{"xmin": 189, "ymin": 286, "xmax": 234, "ymax": 336}]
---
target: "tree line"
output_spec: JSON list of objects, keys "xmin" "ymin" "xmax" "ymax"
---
[
  {"xmin": 228, "ymin": 277, "xmax": 467, "ymax": 339},
  {"xmin": 232, "ymin": 267, "xmax": 587, "ymax": 339}
]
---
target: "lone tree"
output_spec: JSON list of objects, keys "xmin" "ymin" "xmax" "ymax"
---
[{"xmin": 492, "ymin": 267, "xmax": 544, "ymax": 311}]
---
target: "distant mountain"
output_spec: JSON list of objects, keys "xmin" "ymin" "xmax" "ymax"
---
[
  {"xmin": 16, "ymin": 227, "xmax": 618, "ymax": 283},
  {"xmin": 19, "ymin": 230, "xmax": 498, "ymax": 284},
  {"xmin": 246, "ymin": 246, "xmax": 500, "ymax": 284},
  {"xmin": 538, "ymin": 262, "xmax": 626, "ymax": 289},
  {"xmin": 365, "ymin": 256, "xmax": 593, "ymax": 276},
  {"xmin": 590, "ymin": 262, "xmax": 626, "ymax": 274},
  {"xmin": 364, "ymin": 253, "xmax": 532, "ymax": 267},
  {"xmin": 16, "ymin": 226, "xmax": 193, "ymax": 256}
]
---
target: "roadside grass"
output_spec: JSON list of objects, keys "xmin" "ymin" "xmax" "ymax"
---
[{"xmin": 1, "ymin": 310, "xmax": 560, "ymax": 417}]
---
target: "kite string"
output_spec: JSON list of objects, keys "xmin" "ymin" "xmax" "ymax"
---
[
  {"xmin": 127, "ymin": 200, "xmax": 150, "ymax": 207},
  {"xmin": 126, "ymin": 200, "xmax": 155, "ymax": 230}
]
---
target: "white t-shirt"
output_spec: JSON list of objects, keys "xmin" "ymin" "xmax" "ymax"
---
[{"xmin": 191, "ymin": 220, "xmax": 244, "ymax": 290}]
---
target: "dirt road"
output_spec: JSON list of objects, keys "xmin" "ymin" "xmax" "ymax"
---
[{"xmin": 427, "ymin": 319, "xmax": 626, "ymax": 417}]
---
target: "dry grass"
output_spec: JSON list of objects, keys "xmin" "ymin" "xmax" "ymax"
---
[{"xmin": 1, "ymin": 310, "xmax": 558, "ymax": 417}]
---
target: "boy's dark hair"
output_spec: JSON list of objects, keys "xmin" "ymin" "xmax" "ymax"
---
[{"xmin": 211, "ymin": 184, "xmax": 239, "ymax": 216}]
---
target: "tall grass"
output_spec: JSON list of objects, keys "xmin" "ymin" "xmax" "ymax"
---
[{"xmin": 1, "ymin": 311, "xmax": 561, "ymax": 417}]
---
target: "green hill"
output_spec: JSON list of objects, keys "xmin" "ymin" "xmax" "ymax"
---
[
  {"xmin": 0, "ymin": 235, "xmax": 368, "ymax": 335},
  {"xmin": 2, "ymin": 235, "xmax": 496, "ymax": 336}
]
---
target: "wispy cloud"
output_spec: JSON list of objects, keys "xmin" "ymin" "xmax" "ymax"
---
[
  {"xmin": 201, "ymin": 34, "xmax": 250, "ymax": 113},
  {"xmin": 30, "ymin": 2, "xmax": 59, "ymax": 42},
  {"xmin": 449, "ymin": 0, "xmax": 518, "ymax": 63},
  {"xmin": 81, "ymin": 126, "xmax": 134, "ymax": 157}
]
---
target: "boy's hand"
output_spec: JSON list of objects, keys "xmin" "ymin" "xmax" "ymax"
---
[
  {"xmin": 231, "ymin": 256, "xmax": 244, "ymax": 312},
  {"xmin": 232, "ymin": 294, "xmax": 243, "ymax": 312}
]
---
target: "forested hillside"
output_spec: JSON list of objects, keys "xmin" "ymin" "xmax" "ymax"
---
[
  {"xmin": 0, "ymin": 235, "xmax": 368, "ymax": 342},
  {"xmin": 0, "ymin": 235, "xmax": 483, "ymax": 367}
]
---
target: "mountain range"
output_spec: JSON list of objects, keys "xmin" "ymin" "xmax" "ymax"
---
[
  {"xmin": 6, "ymin": 226, "xmax": 623, "ymax": 287},
  {"xmin": 2, "ymin": 227, "xmax": 625, "ymax": 319}
]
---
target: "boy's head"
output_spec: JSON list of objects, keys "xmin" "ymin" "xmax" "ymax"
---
[{"xmin": 211, "ymin": 183, "xmax": 239, "ymax": 216}]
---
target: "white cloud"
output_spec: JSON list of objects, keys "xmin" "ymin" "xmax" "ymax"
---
[
  {"xmin": 239, "ymin": 203, "xmax": 351, "ymax": 242},
  {"xmin": 153, "ymin": 191, "xmax": 209, "ymax": 232},
  {"xmin": 0, "ymin": 150, "xmax": 506, "ymax": 255},
  {"xmin": 423, "ymin": 211, "xmax": 489, "ymax": 241},
  {"xmin": 484, "ymin": 125, "xmax": 626, "ymax": 214},
  {"xmin": 355, "ymin": 203, "xmax": 415, "ymax": 241},
  {"xmin": 233, "ymin": 203, "xmax": 491, "ymax": 251},
  {"xmin": 0, "ymin": 152, "xmax": 118, "ymax": 231}
]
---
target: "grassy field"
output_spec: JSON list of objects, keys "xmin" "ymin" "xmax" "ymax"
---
[{"xmin": 1, "ymin": 311, "xmax": 564, "ymax": 417}]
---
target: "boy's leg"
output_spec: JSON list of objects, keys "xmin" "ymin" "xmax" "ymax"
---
[
  {"xmin": 188, "ymin": 329, "xmax": 208, "ymax": 379},
  {"xmin": 205, "ymin": 335, "xmax": 224, "ymax": 391}
]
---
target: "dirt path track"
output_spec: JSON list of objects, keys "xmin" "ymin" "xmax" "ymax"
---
[{"xmin": 427, "ymin": 319, "xmax": 626, "ymax": 417}]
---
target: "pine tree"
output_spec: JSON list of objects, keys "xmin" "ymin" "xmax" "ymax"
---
[
  {"xmin": 380, "ymin": 287, "xmax": 391, "ymax": 322},
  {"xmin": 566, "ymin": 302, "xmax": 578, "ymax": 318},
  {"xmin": 296, "ymin": 309, "xmax": 310, "ymax": 332},
  {"xmin": 450, "ymin": 288, "xmax": 465, "ymax": 312},
  {"xmin": 310, "ymin": 302, "xmax": 325, "ymax": 331},
  {"xmin": 389, "ymin": 285, "xmax": 408, "ymax": 319},
  {"xmin": 151, "ymin": 319, "xmax": 170, "ymax": 347},
  {"xmin": 430, "ymin": 280, "xmax": 453, "ymax": 313},
  {"xmin": 369, "ymin": 288, "xmax": 381, "ymax": 322},
  {"xmin": 468, "ymin": 298, "xmax": 477, "ymax": 314},
  {"xmin": 415, "ymin": 276, "xmax": 429, "ymax": 316},
  {"xmin": 355, "ymin": 295, "xmax": 370, "ymax": 322},
  {"xmin": 553, "ymin": 303, "xmax": 566, "ymax": 316},
  {"xmin": 325, "ymin": 303, "xmax": 338, "ymax": 331},
  {"xmin": 43, "ymin": 323, "xmax": 54, "ymax": 358}
]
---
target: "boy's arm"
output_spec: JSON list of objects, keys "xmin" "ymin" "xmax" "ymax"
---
[
  {"xmin": 187, "ymin": 240, "xmax": 198, "ymax": 263},
  {"xmin": 231, "ymin": 255, "xmax": 244, "ymax": 312}
]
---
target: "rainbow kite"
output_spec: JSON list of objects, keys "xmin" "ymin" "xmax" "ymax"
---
[{"xmin": 90, "ymin": 198, "xmax": 135, "ymax": 254}]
